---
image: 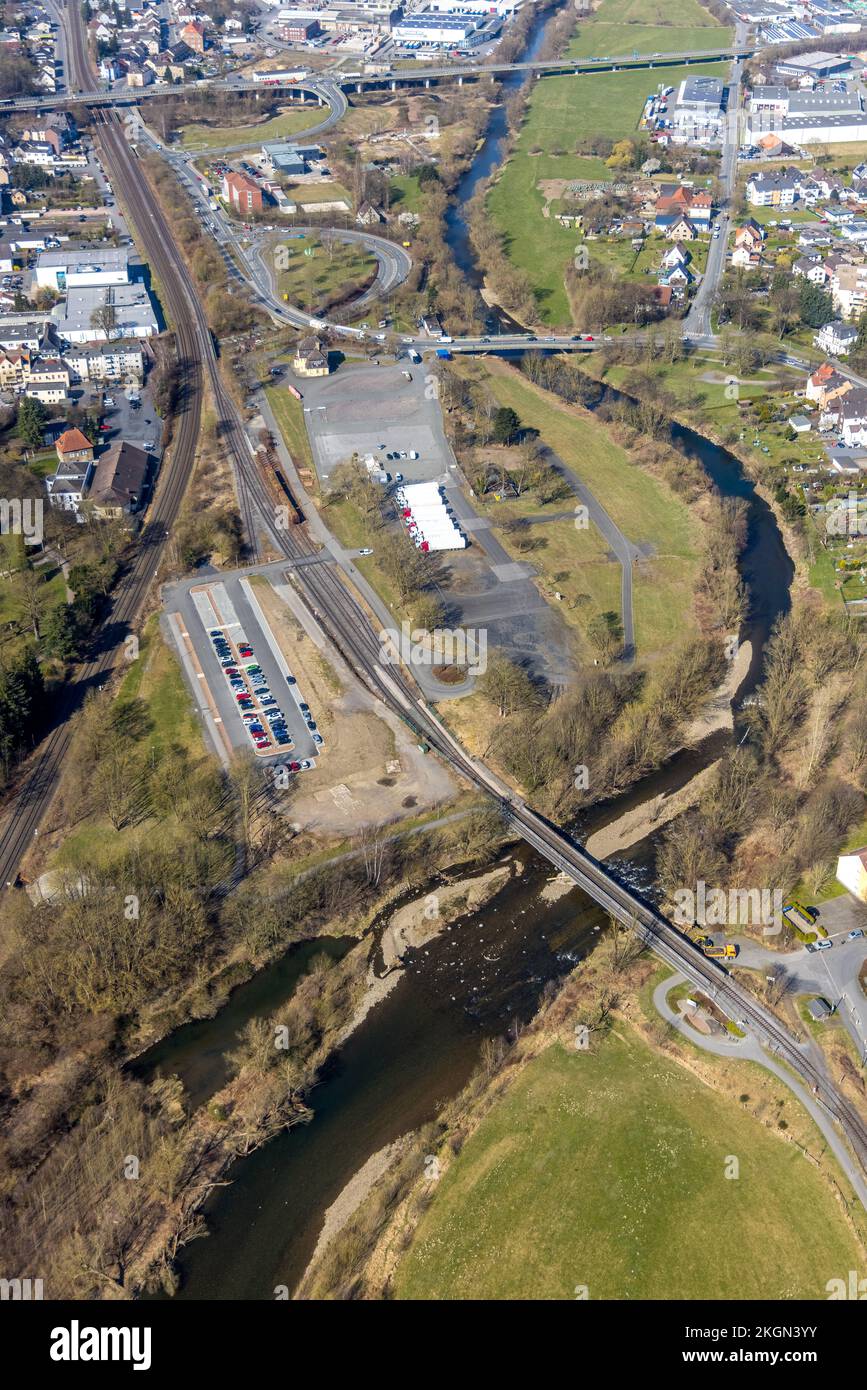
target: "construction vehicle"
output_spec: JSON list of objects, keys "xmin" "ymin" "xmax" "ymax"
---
[{"xmin": 703, "ymin": 943, "xmax": 738, "ymax": 960}]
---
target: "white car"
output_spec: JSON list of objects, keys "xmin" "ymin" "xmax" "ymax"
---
[{"xmin": 358, "ymin": 547, "xmax": 373, "ymax": 556}]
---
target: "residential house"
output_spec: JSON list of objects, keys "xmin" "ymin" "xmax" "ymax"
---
[
  {"xmin": 746, "ymin": 170, "xmax": 799, "ymax": 206},
  {"xmin": 658, "ymin": 213, "xmax": 697, "ymax": 241},
  {"xmin": 833, "ymin": 385, "xmax": 867, "ymax": 445},
  {"xmin": 24, "ymin": 358, "xmax": 69, "ymax": 403},
  {"xmin": 805, "ymin": 361, "xmax": 853, "ymax": 406},
  {"xmin": 837, "ymin": 845, "xmax": 867, "ymax": 899},
  {"xmin": 661, "ymin": 242, "xmax": 691, "ymax": 269},
  {"xmin": 356, "ymin": 201, "xmax": 385, "ymax": 226},
  {"xmin": 45, "ymin": 456, "xmax": 93, "ymax": 514},
  {"xmin": 55, "ymin": 427, "xmax": 94, "ymax": 466},
  {"xmin": 731, "ymin": 243, "xmax": 763, "ymax": 269},
  {"xmin": 815, "ymin": 320, "xmax": 859, "ymax": 355},
  {"xmin": 654, "ymin": 183, "xmax": 712, "ymax": 228},
  {"xmin": 735, "ymin": 219, "xmax": 764, "ymax": 251},
  {"xmin": 63, "ymin": 341, "xmax": 145, "ymax": 384},
  {"xmin": 88, "ymin": 440, "xmax": 151, "ymax": 518},
  {"xmin": 293, "ymin": 337, "xmax": 329, "ymax": 377},
  {"xmin": 180, "ymin": 20, "xmax": 206, "ymax": 53},
  {"xmin": 831, "ymin": 261, "xmax": 867, "ymax": 318},
  {"xmin": 793, "ymin": 256, "xmax": 829, "ymax": 284}
]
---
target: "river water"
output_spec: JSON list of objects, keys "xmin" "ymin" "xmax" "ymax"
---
[{"xmin": 153, "ymin": 9, "xmax": 794, "ymax": 1300}]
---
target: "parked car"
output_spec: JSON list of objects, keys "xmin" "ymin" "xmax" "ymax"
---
[
  {"xmin": 847, "ymin": 928, "xmax": 864, "ymax": 940},
  {"xmin": 816, "ymin": 939, "xmax": 833, "ymax": 951}
]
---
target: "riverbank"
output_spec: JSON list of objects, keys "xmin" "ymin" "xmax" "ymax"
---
[{"xmin": 300, "ymin": 949, "xmax": 867, "ymax": 1300}]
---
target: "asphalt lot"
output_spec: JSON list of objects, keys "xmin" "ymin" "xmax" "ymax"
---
[
  {"xmin": 299, "ymin": 361, "xmax": 578, "ymax": 685},
  {"xmin": 75, "ymin": 378, "xmax": 161, "ymax": 457},
  {"xmin": 301, "ymin": 360, "xmax": 449, "ymax": 489},
  {"xmin": 164, "ymin": 572, "xmax": 320, "ymax": 766}
]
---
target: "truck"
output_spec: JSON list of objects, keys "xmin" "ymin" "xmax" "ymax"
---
[
  {"xmin": 308, "ymin": 317, "xmax": 327, "ymax": 330},
  {"xmin": 703, "ymin": 944, "xmax": 738, "ymax": 960},
  {"xmin": 436, "ymin": 348, "xmax": 452, "ymax": 360},
  {"xmin": 287, "ymin": 384, "xmax": 303, "ymax": 400},
  {"xmin": 408, "ymin": 349, "xmax": 421, "ymax": 364}
]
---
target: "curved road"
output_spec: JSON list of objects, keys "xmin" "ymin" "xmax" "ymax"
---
[{"xmin": 654, "ymin": 972, "xmax": 867, "ymax": 1210}]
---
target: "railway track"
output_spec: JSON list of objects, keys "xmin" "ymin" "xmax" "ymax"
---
[
  {"xmin": 43, "ymin": 1, "xmax": 867, "ymax": 1186},
  {"xmin": 0, "ymin": 17, "xmax": 205, "ymax": 889}
]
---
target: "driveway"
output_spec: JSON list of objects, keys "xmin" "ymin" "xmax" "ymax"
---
[{"xmin": 729, "ymin": 911, "xmax": 867, "ymax": 1063}]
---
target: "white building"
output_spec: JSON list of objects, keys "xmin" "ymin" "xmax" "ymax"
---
[
  {"xmin": 36, "ymin": 247, "xmax": 130, "ymax": 292},
  {"xmin": 53, "ymin": 284, "xmax": 158, "ymax": 343},
  {"xmin": 815, "ymin": 320, "xmax": 858, "ymax": 356}
]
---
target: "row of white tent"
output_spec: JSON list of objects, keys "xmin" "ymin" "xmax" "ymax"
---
[{"xmin": 396, "ymin": 482, "xmax": 467, "ymax": 552}]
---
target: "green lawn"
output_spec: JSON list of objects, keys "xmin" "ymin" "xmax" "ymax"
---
[
  {"xmin": 465, "ymin": 361, "xmax": 697, "ymax": 656},
  {"xmin": 264, "ymin": 383, "xmax": 316, "ymax": 481},
  {"xmin": 273, "ymin": 233, "xmax": 376, "ymax": 315},
  {"xmin": 390, "ymin": 173, "xmax": 423, "ymax": 214},
  {"xmin": 117, "ymin": 615, "xmax": 203, "ymax": 757},
  {"xmin": 393, "ymin": 1031, "xmax": 866, "ymax": 1300},
  {"xmin": 488, "ymin": 63, "xmax": 727, "ymax": 324},
  {"xmin": 480, "ymin": 364, "xmax": 693, "ymax": 553},
  {"xmin": 179, "ymin": 107, "xmax": 318, "ymax": 151},
  {"xmin": 568, "ymin": 0, "xmax": 729, "ymax": 59}
]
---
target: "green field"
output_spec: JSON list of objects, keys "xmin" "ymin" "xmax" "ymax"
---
[
  {"xmin": 273, "ymin": 233, "xmax": 376, "ymax": 314},
  {"xmin": 264, "ymin": 383, "xmax": 316, "ymax": 481},
  {"xmin": 179, "ymin": 107, "xmax": 318, "ymax": 152},
  {"xmin": 474, "ymin": 361, "xmax": 697, "ymax": 653},
  {"xmin": 568, "ymin": 0, "xmax": 729, "ymax": 60},
  {"xmin": 488, "ymin": 63, "xmax": 727, "ymax": 325},
  {"xmin": 393, "ymin": 1031, "xmax": 866, "ymax": 1300}
]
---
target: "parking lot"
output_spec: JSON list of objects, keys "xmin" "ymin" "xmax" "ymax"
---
[
  {"xmin": 76, "ymin": 377, "xmax": 161, "ymax": 458},
  {"xmin": 166, "ymin": 574, "xmax": 322, "ymax": 768},
  {"xmin": 295, "ymin": 362, "xmax": 578, "ymax": 685},
  {"xmin": 301, "ymin": 361, "xmax": 454, "ymax": 490}
]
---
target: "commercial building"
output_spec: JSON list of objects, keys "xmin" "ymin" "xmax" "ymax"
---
[
  {"xmin": 277, "ymin": 12, "xmax": 321, "ymax": 40},
  {"xmin": 392, "ymin": 11, "xmax": 482, "ymax": 43},
  {"xmin": 262, "ymin": 141, "xmax": 320, "ymax": 175},
  {"xmin": 52, "ymin": 284, "xmax": 159, "ymax": 343},
  {"xmin": 35, "ymin": 247, "xmax": 130, "ymax": 292},
  {"xmin": 221, "ymin": 170, "xmax": 263, "ymax": 214},
  {"xmin": 775, "ymin": 49, "xmax": 852, "ymax": 79}
]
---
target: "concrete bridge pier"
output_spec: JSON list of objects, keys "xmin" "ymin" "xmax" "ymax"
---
[
  {"xmin": 457, "ymin": 75, "xmax": 464, "ymax": 86},
  {"xmin": 390, "ymin": 79, "xmax": 397, "ymax": 90},
  {"xmin": 357, "ymin": 82, "xmax": 363, "ymax": 93},
  {"xmin": 424, "ymin": 77, "xmax": 431, "ymax": 88}
]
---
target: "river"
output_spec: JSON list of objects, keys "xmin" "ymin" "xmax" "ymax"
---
[{"xmin": 152, "ymin": 9, "xmax": 793, "ymax": 1300}]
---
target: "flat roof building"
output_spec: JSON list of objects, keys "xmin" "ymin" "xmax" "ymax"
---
[
  {"xmin": 52, "ymin": 284, "xmax": 158, "ymax": 343},
  {"xmin": 35, "ymin": 247, "xmax": 130, "ymax": 292}
]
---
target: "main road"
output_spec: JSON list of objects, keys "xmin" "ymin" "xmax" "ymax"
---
[
  {"xmin": 5, "ymin": 42, "xmax": 756, "ymax": 113},
  {"xmin": 13, "ymin": 3, "xmax": 867, "ymax": 1197}
]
